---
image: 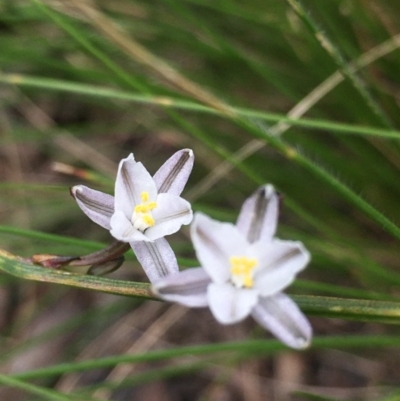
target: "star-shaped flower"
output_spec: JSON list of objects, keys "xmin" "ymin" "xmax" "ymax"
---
[
  {"xmin": 71, "ymin": 149, "xmax": 194, "ymax": 282},
  {"xmin": 152, "ymin": 185, "xmax": 312, "ymax": 349}
]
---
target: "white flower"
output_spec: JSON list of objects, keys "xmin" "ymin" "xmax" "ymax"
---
[
  {"xmin": 71, "ymin": 149, "xmax": 194, "ymax": 282},
  {"xmin": 152, "ymin": 185, "xmax": 312, "ymax": 349},
  {"xmin": 109, "ymin": 154, "xmax": 192, "ymax": 242}
]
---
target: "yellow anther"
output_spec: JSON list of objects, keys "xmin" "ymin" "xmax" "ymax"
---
[
  {"xmin": 229, "ymin": 256, "xmax": 258, "ymax": 288},
  {"xmin": 132, "ymin": 191, "xmax": 158, "ymax": 231},
  {"xmin": 141, "ymin": 192, "xmax": 150, "ymax": 202},
  {"xmin": 142, "ymin": 214, "xmax": 155, "ymax": 227},
  {"xmin": 134, "ymin": 204, "xmax": 145, "ymax": 213},
  {"xmin": 243, "ymin": 275, "xmax": 254, "ymax": 288},
  {"xmin": 135, "ymin": 203, "xmax": 156, "ymax": 214},
  {"xmin": 148, "ymin": 201, "xmax": 157, "ymax": 210}
]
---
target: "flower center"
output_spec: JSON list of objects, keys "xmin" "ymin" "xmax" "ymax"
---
[
  {"xmin": 229, "ymin": 256, "xmax": 258, "ymax": 288},
  {"xmin": 131, "ymin": 191, "xmax": 158, "ymax": 231}
]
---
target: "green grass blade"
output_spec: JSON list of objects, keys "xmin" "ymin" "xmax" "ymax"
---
[
  {"xmin": 0, "ymin": 372, "xmax": 95, "ymax": 401},
  {"xmin": 2, "ymin": 73, "xmax": 400, "ymax": 139},
  {"xmin": 286, "ymin": 0, "xmax": 393, "ymax": 128},
  {"xmin": 12, "ymin": 335, "xmax": 400, "ymax": 381}
]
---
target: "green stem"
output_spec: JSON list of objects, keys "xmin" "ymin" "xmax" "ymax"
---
[
  {"xmin": 1, "ymin": 73, "xmax": 400, "ymax": 139},
  {"xmin": 1, "ymin": 251, "xmax": 400, "ymax": 323},
  {"xmin": 286, "ymin": 0, "xmax": 393, "ymax": 129},
  {"xmin": 0, "ymin": 372, "xmax": 88, "ymax": 401},
  {"xmin": 12, "ymin": 335, "xmax": 400, "ymax": 381}
]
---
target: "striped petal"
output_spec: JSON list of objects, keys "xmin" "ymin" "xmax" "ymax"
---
[
  {"xmin": 236, "ymin": 184, "xmax": 279, "ymax": 244},
  {"xmin": 251, "ymin": 293, "xmax": 312, "ymax": 349},
  {"xmin": 153, "ymin": 149, "xmax": 194, "ymax": 195},
  {"xmin": 152, "ymin": 267, "xmax": 210, "ymax": 307},
  {"xmin": 71, "ymin": 185, "xmax": 114, "ymax": 230},
  {"xmin": 130, "ymin": 237, "xmax": 179, "ymax": 282},
  {"xmin": 145, "ymin": 194, "xmax": 193, "ymax": 240},
  {"xmin": 252, "ymin": 239, "xmax": 310, "ymax": 297},
  {"xmin": 114, "ymin": 154, "xmax": 157, "ymax": 219}
]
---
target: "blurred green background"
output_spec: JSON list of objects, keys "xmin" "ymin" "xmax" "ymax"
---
[{"xmin": 1, "ymin": 0, "xmax": 400, "ymax": 400}]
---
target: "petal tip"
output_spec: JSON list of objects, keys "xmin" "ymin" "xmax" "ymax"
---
[
  {"xmin": 184, "ymin": 148, "xmax": 194, "ymax": 157},
  {"xmin": 185, "ymin": 209, "xmax": 194, "ymax": 225},
  {"xmin": 296, "ymin": 337, "xmax": 312, "ymax": 350},
  {"xmin": 291, "ymin": 329, "xmax": 312, "ymax": 349},
  {"xmin": 70, "ymin": 185, "xmax": 82, "ymax": 198},
  {"xmin": 120, "ymin": 153, "xmax": 136, "ymax": 166},
  {"xmin": 263, "ymin": 184, "xmax": 275, "ymax": 198},
  {"xmin": 297, "ymin": 242, "xmax": 311, "ymax": 266}
]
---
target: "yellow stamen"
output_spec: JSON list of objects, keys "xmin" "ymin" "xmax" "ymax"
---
[
  {"xmin": 148, "ymin": 201, "xmax": 157, "ymax": 209},
  {"xmin": 142, "ymin": 214, "xmax": 155, "ymax": 227},
  {"xmin": 131, "ymin": 191, "xmax": 158, "ymax": 231},
  {"xmin": 141, "ymin": 192, "xmax": 150, "ymax": 202},
  {"xmin": 229, "ymin": 256, "xmax": 257, "ymax": 288},
  {"xmin": 134, "ymin": 204, "xmax": 145, "ymax": 213}
]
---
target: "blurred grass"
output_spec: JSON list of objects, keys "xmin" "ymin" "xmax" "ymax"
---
[{"xmin": 1, "ymin": 0, "xmax": 400, "ymax": 399}]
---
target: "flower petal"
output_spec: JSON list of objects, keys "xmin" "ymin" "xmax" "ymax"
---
[
  {"xmin": 208, "ymin": 283, "xmax": 259, "ymax": 324},
  {"xmin": 152, "ymin": 267, "xmax": 210, "ymax": 307},
  {"xmin": 153, "ymin": 149, "xmax": 194, "ymax": 195},
  {"xmin": 114, "ymin": 154, "xmax": 157, "ymax": 218},
  {"xmin": 110, "ymin": 210, "xmax": 149, "ymax": 242},
  {"xmin": 252, "ymin": 239, "xmax": 310, "ymax": 296},
  {"xmin": 71, "ymin": 185, "xmax": 114, "ymax": 230},
  {"xmin": 236, "ymin": 184, "xmax": 279, "ymax": 243},
  {"xmin": 251, "ymin": 293, "xmax": 312, "ymax": 349},
  {"xmin": 191, "ymin": 213, "xmax": 248, "ymax": 283},
  {"xmin": 130, "ymin": 237, "xmax": 179, "ymax": 282},
  {"xmin": 144, "ymin": 194, "xmax": 193, "ymax": 240}
]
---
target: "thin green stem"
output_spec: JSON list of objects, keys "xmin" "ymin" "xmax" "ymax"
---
[
  {"xmin": 1, "ymin": 251, "xmax": 400, "ymax": 323},
  {"xmin": 2, "ymin": 72, "xmax": 400, "ymax": 139},
  {"xmin": 0, "ymin": 225, "xmax": 104, "ymax": 250},
  {"xmin": 0, "ymin": 372, "xmax": 95, "ymax": 401},
  {"xmin": 286, "ymin": 0, "xmax": 393, "ymax": 129},
  {"xmin": 12, "ymin": 335, "xmax": 400, "ymax": 381}
]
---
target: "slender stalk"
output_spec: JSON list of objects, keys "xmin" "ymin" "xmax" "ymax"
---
[
  {"xmin": 0, "ymin": 373, "xmax": 88, "ymax": 401},
  {"xmin": 2, "ymin": 72, "xmax": 400, "ymax": 139},
  {"xmin": 286, "ymin": 0, "xmax": 393, "ymax": 129},
  {"xmin": 12, "ymin": 335, "xmax": 400, "ymax": 381}
]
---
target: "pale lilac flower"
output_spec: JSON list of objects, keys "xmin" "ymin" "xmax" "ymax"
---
[
  {"xmin": 71, "ymin": 149, "xmax": 194, "ymax": 282},
  {"xmin": 152, "ymin": 185, "xmax": 312, "ymax": 349}
]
